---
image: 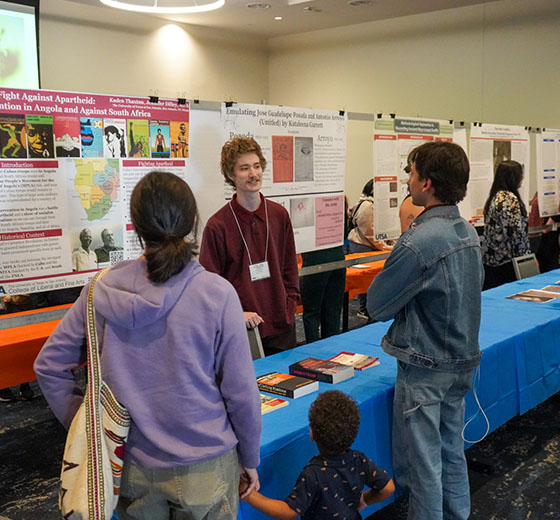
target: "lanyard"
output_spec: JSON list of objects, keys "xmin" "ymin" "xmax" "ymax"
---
[{"xmin": 229, "ymin": 198, "xmax": 269, "ymax": 265}]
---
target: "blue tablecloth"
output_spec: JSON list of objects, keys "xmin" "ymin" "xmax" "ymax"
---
[{"xmin": 239, "ymin": 270, "xmax": 560, "ymax": 519}]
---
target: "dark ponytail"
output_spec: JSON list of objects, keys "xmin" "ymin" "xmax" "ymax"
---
[{"xmin": 130, "ymin": 171, "xmax": 198, "ymax": 283}]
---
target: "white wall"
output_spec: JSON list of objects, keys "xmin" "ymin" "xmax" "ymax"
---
[
  {"xmin": 39, "ymin": 10, "xmax": 269, "ymax": 104},
  {"xmin": 268, "ymin": 0, "xmax": 560, "ymax": 203}
]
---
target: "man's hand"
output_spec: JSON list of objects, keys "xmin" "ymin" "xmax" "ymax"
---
[
  {"xmin": 240, "ymin": 467, "xmax": 260, "ymax": 499},
  {"xmin": 244, "ymin": 312, "xmax": 264, "ymax": 329}
]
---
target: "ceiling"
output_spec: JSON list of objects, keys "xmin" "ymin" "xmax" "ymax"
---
[{"xmin": 52, "ymin": 0, "xmax": 501, "ymax": 38}]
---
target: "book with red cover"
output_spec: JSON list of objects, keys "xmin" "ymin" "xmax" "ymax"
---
[
  {"xmin": 328, "ymin": 351, "xmax": 380, "ymax": 371},
  {"xmin": 288, "ymin": 357, "xmax": 354, "ymax": 384}
]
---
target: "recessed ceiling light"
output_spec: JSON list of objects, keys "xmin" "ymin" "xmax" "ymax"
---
[
  {"xmin": 247, "ymin": 3, "xmax": 271, "ymax": 8},
  {"xmin": 274, "ymin": 16, "xmax": 282, "ymax": 20},
  {"xmin": 99, "ymin": 0, "xmax": 225, "ymax": 14}
]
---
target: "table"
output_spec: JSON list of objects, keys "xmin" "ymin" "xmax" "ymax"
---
[{"xmin": 240, "ymin": 270, "xmax": 560, "ymax": 519}]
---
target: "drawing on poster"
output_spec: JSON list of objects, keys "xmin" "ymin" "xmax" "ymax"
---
[
  {"xmin": 54, "ymin": 115, "xmax": 80, "ymax": 157},
  {"xmin": 103, "ymin": 119, "xmax": 126, "ymax": 158},
  {"xmin": 171, "ymin": 121, "xmax": 188, "ymax": 158},
  {"xmin": 80, "ymin": 118, "xmax": 104, "ymax": 158},
  {"xmin": 389, "ymin": 198, "xmax": 398, "ymax": 208},
  {"xmin": 493, "ymin": 141, "xmax": 512, "ymax": 171},
  {"xmin": 0, "ymin": 113, "xmax": 26, "ymax": 158},
  {"xmin": 272, "ymin": 135, "xmax": 293, "ymax": 183},
  {"xmin": 26, "ymin": 114, "xmax": 54, "ymax": 158},
  {"xmin": 150, "ymin": 120, "xmax": 170, "ymax": 158},
  {"xmin": 290, "ymin": 197, "xmax": 315, "ymax": 229},
  {"xmin": 127, "ymin": 119, "xmax": 150, "ymax": 158},
  {"xmin": 294, "ymin": 137, "xmax": 314, "ymax": 182}
]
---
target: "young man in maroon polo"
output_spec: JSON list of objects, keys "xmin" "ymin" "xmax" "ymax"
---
[{"xmin": 199, "ymin": 137, "xmax": 300, "ymax": 356}]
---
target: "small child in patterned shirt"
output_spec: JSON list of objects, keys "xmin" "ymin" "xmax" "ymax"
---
[{"xmin": 240, "ymin": 390, "xmax": 394, "ymax": 519}]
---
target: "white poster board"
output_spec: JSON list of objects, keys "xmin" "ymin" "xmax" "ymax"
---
[
  {"xmin": 373, "ymin": 116, "xmax": 454, "ymax": 240},
  {"xmin": 221, "ymin": 103, "xmax": 347, "ymax": 253},
  {"xmin": 0, "ymin": 86, "xmax": 190, "ymax": 295},
  {"xmin": 536, "ymin": 129, "xmax": 560, "ymax": 217},
  {"xmin": 468, "ymin": 123, "xmax": 530, "ymax": 222}
]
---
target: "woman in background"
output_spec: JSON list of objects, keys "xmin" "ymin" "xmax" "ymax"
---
[
  {"xmin": 482, "ymin": 160, "xmax": 530, "ymax": 289},
  {"xmin": 347, "ymin": 179, "xmax": 393, "ymax": 320},
  {"xmin": 35, "ymin": 171, "xmax": 261, "ymax": 519}
]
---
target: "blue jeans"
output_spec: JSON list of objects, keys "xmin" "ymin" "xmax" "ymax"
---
[
  {"xmin": 392, "ymin": 362, "xmax": 473, "ymax": 520},
  {"xmin": 117, "ymin": 448, "xmax": 239, "ymax": 520}
]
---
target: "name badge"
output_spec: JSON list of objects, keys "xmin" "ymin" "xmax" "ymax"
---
[{"xmin": 249, "ymin": 261, "xmax": 270, "ymax": 282}]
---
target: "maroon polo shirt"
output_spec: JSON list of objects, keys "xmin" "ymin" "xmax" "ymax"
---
[{"xmin": 199, "ymin": 193, "xmax": 300, "ymax": 340}]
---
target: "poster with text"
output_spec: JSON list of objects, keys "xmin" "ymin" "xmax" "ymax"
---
[
  {"xmin": 221, "ymin": 103, "xmax": 347, "ymax": 253},
  {"xmin": 0, "ymin": 87, "xmax": 189, "ymax": 295},
  {"xmin": 373, "ymin": 116, "xmax": 453, "ymax": 240},
  {"xmin": 468, "ymin": 123, "xmax": 530, "ymax": 222},
  {"xmin": 536, "ymin": 130, "xmax": 560, "ymax": 217}
]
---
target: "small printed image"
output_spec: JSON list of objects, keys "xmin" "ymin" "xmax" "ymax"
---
[
  {"xmin": 103, "ymin": 118, "xmax": 127, "ymax": 158},
  {"xmin": 170, "ymin": 121, "xmax": 188, "ymax": 158},
  {"xmin": 80, "ymin": 118, "xmax": 104, "ymax": 158},
  {"xmin": 25, "ymin": 114, "xmax": 54, "ymax": 158},
  {"xmin": 290, "ymin": 197, "xmax": 315, "ymax": 229},
  {"xmin": 93, "ymin": 226, "xmax": 124, "ymax": 267},
  {"xmin": 54, "ymin": 115, "xmax": 80, "ymax": 157},
  {"xmin": 294, "ymin": 137, "xmax": 314, "ymax": 182},
  {"xmin": 71, "ymin": 227, "xmax": 98, "ymax": 272},
  {"xmin": 272, "ymin": 135, "xmax": 293, "ymax": 183},
  {"xmin": 389, "ymin": 197, "xmax": 398, "ymax": 208},
  {"xmin": 127, "ymin": 119, "xmax": 150, "ymax": 158},
  {"xmin": 150, "ymin": 120, "xmax": 170, "ymax": 158},
  {"xmin": 0, "ymin": 113, "xmax": 26, "ymax": 158},
  {"xmin": 389, "ymin": 181, "xmax": 398, "ymax": 192},
  {"xmin": 493, "ymin": 140, "xmax": 512, "ymax": 172}
]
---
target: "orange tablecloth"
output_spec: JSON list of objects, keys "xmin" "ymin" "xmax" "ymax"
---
[
  {"xmin": 344, "ymin": 251, "xmax": 387, "ymax": 300},
  {"xmin": 0, "ymin": 305, "xmax": 71, "ymax": 388}
]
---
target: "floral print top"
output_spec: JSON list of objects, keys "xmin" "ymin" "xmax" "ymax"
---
[{"xmin": 482, "ymin": 190, "xmax": 530, "ymax": 266}]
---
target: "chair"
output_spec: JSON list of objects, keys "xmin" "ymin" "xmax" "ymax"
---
[
  {"xmin": 247, "ymin": 327, "xmax": 264, "ymax": 360},
  {"xmin": 512, "ymin": 253, "xmax": 540, "ymax": 280}
]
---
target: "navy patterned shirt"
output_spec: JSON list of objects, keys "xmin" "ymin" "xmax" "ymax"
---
[{"xmin": 284, "ymin": 450, "xmax": 391, "ymax": 520}]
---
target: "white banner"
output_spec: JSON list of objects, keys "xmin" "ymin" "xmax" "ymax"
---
[
  {"xmin": 373, "ymin": 116, "xmax": 454, "ymax": 240},
  {"xmin": 468, "ymin": 123, "xmax": 530, "ymax": 222},
  {"xmin": 221, "ymin": 103, "xmax": 347, "ymax": 253},
  {"xmin": 0, "ymin": 86, "xmax": 190, "ymax": 295},
  {"xmin": 536, "ymin": 129, "xmax": 560, "ymax": 217}
]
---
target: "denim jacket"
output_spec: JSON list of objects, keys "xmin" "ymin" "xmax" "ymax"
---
[{"xmin": 367, "ymin": 205, "xmax": 484, "ymax": 371}]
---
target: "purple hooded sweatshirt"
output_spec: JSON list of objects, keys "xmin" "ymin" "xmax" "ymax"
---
[{"xmin": 34, "ymin": 258, "xmax": 261, "ymax": 469}]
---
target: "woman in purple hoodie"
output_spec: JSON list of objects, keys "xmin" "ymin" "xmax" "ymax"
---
[{"xmin": 35, "ymin": 171, "xmax": 262, "ymax": 519}]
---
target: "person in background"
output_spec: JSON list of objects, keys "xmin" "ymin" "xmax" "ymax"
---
[
  {"xmin": 200, "ymin": 137, "xmax": 299, "ymax": 356},
  {"xmin": 367, "ymin": 141, "xmax": 483, "ymax": 520},
  {"xmin": 240, "ymin": 390, "xmax": 394, "ymax": 519},
  {"xmin": 529, "ymin": 192, "xmax": 560, "ymax": 272},
  {"xmin": 0, "ymin": 294, "xmax": 35, "ymax": 401},
  {"xmin": 300, "ymin": 244, "xmax": 346, "ymax": 344},
  {"xmin": 34, "ymin": 171, "xmax": 261, "ymax": 519},
  {"xmin": 481, "ymin": 160, "xmax": 530, "ymax": 289},
  {"xmin": 347, "ymin": 179, "xmax": 393, "ymax": 320},
  {"xmin": 399, "ymin": 149, "xmax": 424, "ymax": 233}
]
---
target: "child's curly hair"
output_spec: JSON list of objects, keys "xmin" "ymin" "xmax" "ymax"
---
[{"xmin": 309, "ymin": 390, "xmax": 360, "ymax": 457}]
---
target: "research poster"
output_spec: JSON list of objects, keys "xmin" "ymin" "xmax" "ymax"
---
[
  {"xmin": 221, "ymin": 103, "xmax": 347, "ymax": 253},
  {"xmin": 0, "ymin": 87, "xmax": 190, "ymax": 295},
  {"xmin": 373, "ymin": 116, "xmax": 453, "ymax": 240},
  {"xmin": 468, "ymin": 123, "xmax": 530, "ymax": 222},
  {"xmin": 536, "ymin": 130, "xmax": 560, "ymax": 217}
]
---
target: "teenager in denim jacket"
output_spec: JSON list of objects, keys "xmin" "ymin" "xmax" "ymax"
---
[{"xmin": 367, "ymin": 142, "xmax": 484, "ymax": 520}]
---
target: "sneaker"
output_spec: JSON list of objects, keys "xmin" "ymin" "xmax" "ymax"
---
[
  {"xmin": 19, "ymin": 383, "xmax": 35, "ymax": 401},
  {"xmin": 357, "ymin": 310, "xmax": 370, "ymax": 320},
  {"xmin": 0, "ymin": 388, "xmax": 17, "ymax": 402}
]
